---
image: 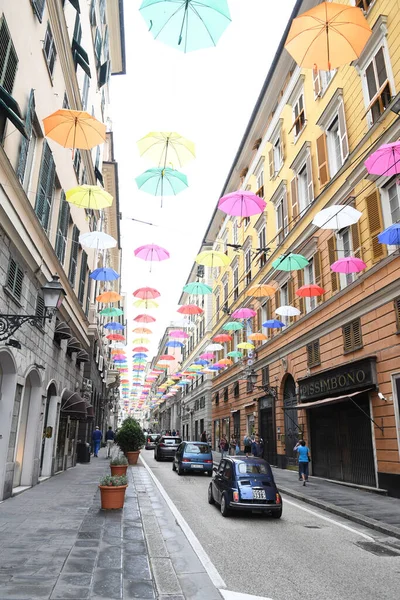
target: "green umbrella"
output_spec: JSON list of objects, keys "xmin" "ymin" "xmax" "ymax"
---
[
  {"xmin": 272, "ymin": 253, "xmax": 309, "ymax": 271},
  {"xmin": 139, "ymin": 0, "xmax": 232, "ymax": 53},
  {"xmin": 222, "ymin": 321, "xmax": 244, "ymax": 331},
  {"xmin": 99, "ymin": 307, "xmax": 123, "ymax": 316},
  {"xmin": 227, "ymin": 351, "xmax": 243, "ymax": 358},
  {"xmin": 183, "ymin": 282, "xmax": 212, "ymax": 295},
  {"xmin": 135, "ymin": 168, "xmax": 188, "ymax": 207}
]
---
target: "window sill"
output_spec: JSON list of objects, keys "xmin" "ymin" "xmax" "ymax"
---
[
  {"xmin": 307, "ymin": 362, "xmax": 321, "ymax": 369},
  {"xmin": 3, "ymin": 286, "xmax": 23, "ymax": 308},
  {"xmin": 343, "ymin": 345, "xmax": 363, "ymax": 355},
  {"xmin": 293, "ymin": 124, "xmax": 307, "ymax": 145}
]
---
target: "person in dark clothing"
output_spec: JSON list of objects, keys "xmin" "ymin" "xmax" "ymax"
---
[
  {"xmin": 200, "ymin": 431, "xmax": 207, "ymax": 442},
  {"xmin": 105, "ymin": 426, "xmax": 115, "ymax": 458},
  {"xmin": 92, "ymin": 426, "xmax": 102, "ymax": 457},
  {"xmin": 251, "ymin": 434, "xmax": 264, "ymax": 458}
]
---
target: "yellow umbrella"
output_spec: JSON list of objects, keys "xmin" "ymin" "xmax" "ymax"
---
[
  {"xmin": 248, "ymin": 333, "xmax": 267, "ymax": 342},
  {"xmin": 132, "ymin": 337, "xmax": 151, "ymax": 345},
  {"xmin": 237, "ymin": 342, "xmax": 255, "ymax": 350},
  {"xmin": 137, "ymin": 131, "xmax": 195, "ymax": 168},
  {"xmin": 195, "ymin": 250, "xmax": 230, "ymax": 268},
  {"xmin": 246, "ymin": 284, "xmax": 276, "ymax": 298},
  {"xmin": 66, "ymin": 185, "xmax": 113, "ymax": 209},
  {"xmin": 285, "ymin": 2, "xmax": 372, "ymax": 71},
  {"xmin": 43, "ymin": 109, "xmax": 106, "ymax": 149},
  {"xmin": 133, "ymin": 299, "xmax": 159, "ymax": 309},
  {"xmin": 188, "ymin": 365, "xmax": 204, "ymax": 371}
]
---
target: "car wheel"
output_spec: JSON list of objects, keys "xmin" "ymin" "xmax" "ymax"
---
[
  {"xmin": 220, "ymin": 493, "xmax": 230, "ymax": 517},
  {"xmin": 172, "ymin": 461, "xmax": 176, "ymax": 471},
  {"xmin": 271, "ymin": 509, "xmax": 282, "ymax": 519},
  {"xmin": 208, "ymin": 484, "xmax": 215, "ymax": 505},
  {"xmin": 177, "ymin": 465, "xmax": 184, "ymax": 476}
]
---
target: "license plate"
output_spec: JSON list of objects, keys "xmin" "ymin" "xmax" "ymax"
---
[
  {"xmin": 253, "ymin": 489, "xmax": 266, "ymax": 500},
  {"xmin": 191, "ymin": 464, "xmax": 203, "ymax": 469}
]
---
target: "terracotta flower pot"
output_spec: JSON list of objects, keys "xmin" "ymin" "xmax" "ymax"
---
[
  {"xmin": 125, "ymin": 451, "xmax": 140, "ymax": 465},
  {"xmin": 99, "ymin": 484, "xmax": 127, "ymax": 510},
  {"xmin": 110, "ymin": 464, "xmax": 128, "ymax": 477}
]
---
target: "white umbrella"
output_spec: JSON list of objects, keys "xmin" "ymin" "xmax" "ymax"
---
[
  {"xmin": 275, "ymin": 305, "xmax": 301, "ymax": 317},
  {"xmin": 312, "ymin": 205, "xmax": 362, "ymax": 230},
  {"xmin": 79, "ymin": 231, "xmax": 117, "ymax": 249},
  {"xmin": 206, "ymin": 343, "xmax": 223, "ymax": 351}
]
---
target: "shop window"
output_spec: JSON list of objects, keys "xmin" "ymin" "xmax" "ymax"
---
[
  {"xmin": 343, "ymin": 319, "xmax": 363, "ymax": 353},
  {"xmin": 6, "ymin": 258, "xmax": 24, "ymax": 302},
  {"xmin": 307, "ymin": 340, "xmax": 320, "ymax": 367},
  {"xmin": 43, "ymin": 23, "xmax": 57, "ymax": 77},
  {"xmin": 394, "ymin": 297, "xmax": 400, "ymax": 332}
]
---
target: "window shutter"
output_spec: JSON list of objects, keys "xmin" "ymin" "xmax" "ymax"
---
[
  {"xmin": 365, "ymin": 190, "xmax": 386, "ymax": 262},
  {"xmin": 337, "ymin": 100, "xmax": 349, "ymax": 161},
  {"xmin": 307, "ymin": 340, "xmax": 320, "ymax": 367},
  {"xmin": 343, "ymin": 319, "xmax": 363, "ymax": 352},
  {"xmin": 351, "ymin": 221, "xmax": 363, "ymax": 261},
  {"xmin": 394, "ymin": 297, "xmax": 400, "ymax": 331},
  {"xmin": 313, "ymin": 67, "xmax": 321, "ymax": 98},
  {"xmin": 78, "ymin": 251, "xmax": 87, "ymax": 304},
  {"xmin": 7, "ymin": 258, "xmax": 24, "ymax": 301},
  {"xmin": 268, "ymin": 148, "xmax": 274, "ymax": 179},
  {"xmin": 327, "ymin": 236, "xmax": 339, "ymax": 293},
  {"xmin": 35, "ymin": 141, "xmax": 55, "ymax": 231},
  {"xmin": 17, "ymin": 89, "xmax": 35, "ymax": 184},
  {"xmin": 282, "ymin": 187, "xmax": 289, "ymax": 235},
  {"xmin": 316, "ymin": 133, "xmax": 330, "ymax": 186},
  {"xmin": 55, "ymin": 192, "xmax": 70, "ymax": 264},
  {"xmin": 68, "ymin": 225, "xmax": 80, "ymax": 286},
  {"xmin": 274, "ymin": 290, "xmax": 280, "ymax": 313},
  {"xmin": 306, "ymin": 152, "xmax": 314, "ymax": 203},
  {"xmin": 35, "ymin": 294, "xmax": 45, "ymax": 318},
  {"xmin": 280, "ymin": 134, "xmax": 285, "ymax": 163},
  {"xmin": 352, "ymin": 319, "xmax": 362, "ymax": 349},
  {"xmin": 290, "ymin": 176, "xmax": 299, "ymax": 222},
  {"xmin": 288, "ymin": 279, "xmax": 295, "ymax": 322},
  {"xmin": 313, "ymin": 250, "xmax": 324, "ymax": 303},
  {"xmin": 98, "ymin": 60, "xmax": 110, "ymax": 88},
  {"xmin": 31, "ymin": 0, "xmax": 46, "ymax": 22},
  {"xmin": 0, "ymin": 17, "xmax": 19, "ymax": 94},
  {"xmin": 85, "ymin": 275, "xmax": 91, "ymax": 316},
  {"xmin": 297, "ymin": 269, "xmax": 305, "ymax": 313},
  {"xmin": 343, "ymin": 323, "xmax": 352, "ymax": 352}
]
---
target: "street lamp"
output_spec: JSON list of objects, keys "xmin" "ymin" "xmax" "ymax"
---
[
  {"xmin": 0, "ymin": 274, "xmax": 66, "ymax": 342},
  {"xmin": 246, "ymin": 369, "xmax": 277, "ymax": 397}
]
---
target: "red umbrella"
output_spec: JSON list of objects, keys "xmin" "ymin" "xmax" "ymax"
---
[
  {"xmin": 106, "ymin": 334, "xmax": 125, "ymax": 341},
  {"xmin": 132, "ymin": 346, "xmax": 149, "ymax": 352},
  {"xmin": 213, "ymin": 334, "xmax": 232, "ymax": 343},
  {"xmin": 133, "ymin": 287, "xmax": 161, "ymax": 300},
  {"xmin": 296, "ymin": 284, "xmax": 326, "ymax": 298},
  {"xmin": 134, "ymin": 314, "xmax": 156, "ymax": 323},
  {"xmin": 177, "ymin": 304, "xmax": 204, "ymax": 315},
  {"xmin": 159, "ymin": 355, "xmax": 175, "ymax": 361}
]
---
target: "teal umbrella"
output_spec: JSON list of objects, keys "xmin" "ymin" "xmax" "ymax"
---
[
  {"xmin": 272, "ymin": 253, "xmax": 309, "ymax": 271},
  {"xmin": 135, "ymin": 168, "xmax": 188, "ymax": 207},
  {"xmin": 222, "ymin": 321, "xmax": 243, "ymax": 331},
  {"xmin": 227, "ymin": 351, "xmax": 243, "ymax": 358},
  {"xmin": 183, "ymin": 282, "xmax": 212, "ymax": 295},
  {"xmin": 139, "ymin": 0, "xmax": 232, "ymax": 53}
]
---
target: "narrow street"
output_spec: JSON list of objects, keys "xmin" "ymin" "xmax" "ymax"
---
[{"xmin": 141, "ymin": 452, "xmax": 400, "ymax": 600}]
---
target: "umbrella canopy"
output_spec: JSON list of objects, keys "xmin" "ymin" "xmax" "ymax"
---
[
  {"xmin": 79, "ymin": 231, "xmax": 117, "ymax": 250},
  {"xmin": 66, "ymin": 185, "xmax": 113, "ymax": 209},
  {"xmin": 134, "ymin": 314, "xmax": 156, "ymax": 323},
  {"xmin": 213, "ymin": 334, "xmax": 232, "ymax": 343},
  {"xmin": 133, "ymin": 299, "xmax": 159, "ymax": 309},
  {"xmin": 273, "ymin": 253, "xmax": 309, "ymax": 271},
  {"xmin": 378, "ymin": 223, "xmax": 400, "ymax": 245},
  {"xmin": 134, "ymin": 244, "xmax": 170, "ymax": 261},
  {"xmin": 166, "ymin": 341, "xmax": 184, "ymax": 348},
  {"xmin": 231, "ymin": 307, "xmax": 257, "ymax": 319},
  {"xmin": 195, "ymin": 250, "xmax": 230, "ymax": 268},
  {"xmin": 133, "ymin": 353, "xmax": 148, "ymax": 359},
  {"xmin": 99, "ymin": 307, "xmax": 123, "ymax": 316},
  {"xmin": 206, "ymin": 343, "xmax": 223, "ymax": 351},
  {"xmin": 132, "ymin": 328, "xmax": 152, "ymax": 334},
  {"xmin": 90, "ymin": 267, "xmax": 120, "ymax": 281},
  {"xmin": 194, "ymin": 359, "xmax": 209, "ymax": 365},
  {"xmin": 182, "ymin": 282, "xmax": 212, "ymax": 295},
  {"xmin": 246, "ymin": 284, "xmax": 276, "ymax": 298},
  {"xmin": 188, "ymin": 365, "xmax": 203, "ymax": 371},
  {"xmin": 218, "ymin": 358, "xmax": 233, "ymax": 366},
  {"xmin": 139, "ymin": 0, "xmax": 231, "ymax": 53},
  {"xmin": 312, "ymin": 205, "xmax": 362, "ymax": 230},
  {"xmin": 96, "ymin": 291, "xmax": 122, "ymax": 303},
  {"xmin": 137, "ymin": 131, "xmax": 195, "ymax": 167},
  {"xmin": 135, "ymin": 167, "xmax": 188, "ymax": 198},
  {"xmin": 132, "ymin": 346, "xmax": 149, "ymax": 352},
  {"xmin": 104, "ymin": 322, "xmax": 124, "ymax": 330},
  {"xmin": 43, "ymin": 109, "xmax": 106, "ymax": 149},
  {"xmin": 169, "ymin": 330, "xmax": 189, "ymax": 338},
  {"xmin": 365, "ymin": 142, "xmax": 400, "ymax": 177},
  {"xmin": 132, "ymin": 337, "xmax": 151, "ymax": 344},
  {"xmin": 106, "ymin": 334, "xmax": 125, "ymax": 341},
  {"xmin": 331, "ymin": 257, "xmax": 367, "ymax": 274},
  {"xmin": 296, "ymin": 284, "xmax": 326, "ymax": 298},
  {"xmin": 227, "ymin": 351, "xmax": 243, "ymax": 358},
  {"xmin": 248, "ymin": 333, "xmax": 267, "ymax": 341},
  {"xmin": 284, "ymin": 1, "xmax": 372, "ymax": 71},
  {"xmin": 237, "ymin": 342, "xmax": 255, "ymax": 350},
  {"xmin": 218, "ymin": 190, "xmax": 266, "ymax": 217},
  {"xmin": 222, "ymin": 321, "xmax": 243, "ymax": 331},
  {"xmin": 209, "ymin": 364, "xmax": 224, "ymax": 370},
  {"xmin": 275, "ymin": 305, "xmax": 301, "ymax": 317},
  {"xmin": 200, "ymin": 352, "xmax": 214, "ymax": 360},
  {"xmin": 133, "ymin": 287, "xmax": 161, "ymax": 300},
  {"xmin": 177, "ymin": 304, "xmax": 204, "ymax": 315}
]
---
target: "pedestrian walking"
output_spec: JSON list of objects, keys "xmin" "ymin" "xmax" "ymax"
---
[
  {"xmin": 105, "ymin": 426, "xmax": 115, "ymax": 458},
  {"xmin": 251, "ymin": 434, "xmax": 264, "ymax": 458},
  {"xmin": 200, "ymin": 430, "xmax": 207, "ymax": 442},
  {"xmin": 172, "ymin": 429, "xmax": 176, "ymax": 436},
  {"xmin": 219, "ymin": 435, "xmax": 228, "ymax": 458},
  {"xmin": 92, "ymin": 426, "xmax": 102, "ymax": 457},
  {"xmin": 293, "ymin": 440, "xmax": 305, "ymax": 481},
  {"xmin": 296, "ymin": 440, "xmax": 311, "ymax": 486},
  {"xmin": 243, "ymin": 433, "xmax": 252, "ymax": 456},
  {"xmin": 229, "ymin": 434, "xmax": 237, "ymax": 456}
]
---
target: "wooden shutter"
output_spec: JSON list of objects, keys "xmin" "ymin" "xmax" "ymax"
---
[
  {"xmin": 17, "ymin": 89, "xmax": 35, "ymax": 183},
  {"xmin": 35, "ymin": 141, "xmax": 55, "ymax": 231},
  {"xmin": 351, "ymin": 221, "xmax": 363, "ymax": 261},
  {"xmin": 365, "ymin": 190, "xmax": 386, "ymax": 262},
  {"xmin": 337, "ymin": 100, "xmax": 349, "ymax": 162},
  {"xmin": 35, "ymin": 294, "xmax": 45, "ymax": 318},
  {"xmin": 280, "ymin": 133, "xmax": 285, "ymax": 163},
  {"xmin": 394, "ymin": 297, "xmax": 400, "ymax": 331},
  {"xmin": 343, "ymin": 319, "xmax": 363, "ymax": 352},
  {"xmin": 256, "ymin": 308, "xmax": 262, "ymax": 332},
  {"xmin": 316, "ymin": 133, "xmax": 330, "ymax": 186},
  {"xmin": 68, "ymin": 225, "xmax": 80, "ymax": 286},
  {"xmin": 274, "ymin": 290, "xmax": 280, "ymax": 314},
  {"xmin": 313, "ymin": 250, "xmax": 324, "ymax": 303},
  {"xmin": 297, "ymin": 269, "xmax": 305, "ymax": 314},
  {"xmin": 268, "ymin": 148, "xmax": 274, "ymax": 179},
  {"xmin": 78, "ymin": 251, "xmax": 87, "ymax": 304},
  {"xmin": 352, "ymin": 319, "xmax": 362, "ymax": 349},
  {"xmin": 327, "ymin": 236, "xmax": 339, "ymax": 293},
  {"xmin": 288, "ymin": 279, "xmax": 295, "ymax": 322},
  {"xmin": 306, "ymin": 152, "xmax": 314, "ymax": 203},
  {"xmin": 282, "ymin": 187, "xmax": 289, "ymax": 235},
  {"xmin": 290, "ymin": 176, "xmax": 299, "ymax": 221},
  {"xmin": 307, "ymin": 340, "xmax": 320, "ymax": 367},
  {"xmin": 313, "ymin": 68, "xmax": 321, "ymax": 98},
  {"xmin": 55, "ymin": 192, "xmax": 70, "ymax": 264}
]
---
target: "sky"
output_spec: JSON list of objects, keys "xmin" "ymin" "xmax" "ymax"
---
[{"xmin": 110, "ymin": 0, "xmax": 297, "ymax": 365}]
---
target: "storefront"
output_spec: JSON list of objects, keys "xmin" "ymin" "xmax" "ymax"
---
[
  {"xmin": 259, "ymin": 395, "xmax": 277, "ymax": 465},
  {"xmin": 297, "ymin": 357, "xmax": 378, "ymax": 488}
]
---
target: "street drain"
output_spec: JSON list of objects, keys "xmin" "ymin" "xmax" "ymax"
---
[
  {"xmin": 355, "ymin": 541, "xmax": 400, "ymax": 557},
  {"xmin": 304, "ymin": 525, "xmax": 321, "ymax": 529}
]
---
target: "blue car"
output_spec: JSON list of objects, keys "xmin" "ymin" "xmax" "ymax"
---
[
  {"xmin": 208, "ymin": 456, "xmax": 282, "ymax": 518},
  {"xmin": 172, "ymin": 441, "xmax": 213, "ymax": 476}
]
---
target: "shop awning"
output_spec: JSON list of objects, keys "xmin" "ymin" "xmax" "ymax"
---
[
  {"xmin": 61, "ymin": 389, "xmax": 87, "ymax": 420},
  {"xmin": 54, "ymin": 321, "xmax": 72, "ymax": 340},
  {"xmin": 76, "ymin": 350, "xmax": 90, "ymax": 363},
  {"xmin": 67, "ymin": 337, "xmax": 82, "ymax": 353},
  {"xmin": 296, "ymin": 388, "xmax": 374, "ymax": 410}
]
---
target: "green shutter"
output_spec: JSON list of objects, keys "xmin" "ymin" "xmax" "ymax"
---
[
  {"xmin": 31, "ymin": 0, "xmax": 46, "ymax": 22},
  {"xmin": 85, "ymin": 276, "xmax": 92, "ymax": 316},
  {"xmin": 78, "ymin": 251, "xmax": 87, "ymax": 304},
  {"xmin": 35, "ymin": 141, "xmax": 55, "ymax": 231},
  {"xmin": 0, "ymin": 17, "xmax": 18, "ymax": 94},
  {"xmin": 55, "ymin": 192, "xmax": 70, "ymax": 263},
  {"xmin": 68, "ymin": 225, "xmax": 80, "ymax": 286},
  {"xmin": 17, "ymin": 89, "xmax": 35, "ymax": 183}
]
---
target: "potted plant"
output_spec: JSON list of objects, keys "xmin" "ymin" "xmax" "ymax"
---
[
  {"xmin": 115, "ymin": 417, "xmax": 146, "ymax": 465},
  {"xmin": 99, "ymin": 475, "xmax": 128, "ymax": 510},
  {"xmin": 110, "ymin": 454, "xmax": 128, "ymax": 476}
]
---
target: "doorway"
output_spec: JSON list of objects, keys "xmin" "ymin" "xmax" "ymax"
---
[
  {"xmin": 260, "ymin": 398, "xmax": 277, "ymax": 465},
  {"xmin": 283, "ymin": 375, "xmax": 299, "ymax": 466},
  {"xmin": 233, "ymin": 411, "xmax": 240, "ymax": 448}
]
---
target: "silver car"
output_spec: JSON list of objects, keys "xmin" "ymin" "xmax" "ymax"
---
[
  {"xmin": 145, "ymin": 433, "xmax": 160, "ymax": 450},
  {"xmin": 154, "ymin": 436, "xmax": 182, "ymax": 461}
]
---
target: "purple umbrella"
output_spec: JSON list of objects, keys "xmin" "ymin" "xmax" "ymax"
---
[
  {"xmin": 365, "ymin": 142, "xmax": 400, "ymax": 176},
  {"xmin": 218, "ymin": 190, "xmax": 266, "ymax": 217},
  {"xmin": 134, "ymin": 244, "xmax": 170, "ymax": 261},
  {"xmin": 331, "ymin": 257, "xmax": 367, "ymax": 274}
]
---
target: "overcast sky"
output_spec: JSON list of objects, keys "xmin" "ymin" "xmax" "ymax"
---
[{"xmin": 110, "ymin": 0, "xmax": 297, "ymax": 370}]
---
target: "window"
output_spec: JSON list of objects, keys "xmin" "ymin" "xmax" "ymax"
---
[
  {"xmin": 78, "ymin": 251, "xmax": 88, "ymax": 305},
  {"xmin": 381, "ymin": 180, "xmax": 400, "ymax": 248},
  {"xmin": 6, "ymin": 258, "xmax": 24, "ymax": 301},
  {"xmin": 17, "ymin": 90, "xmax": 37, "ymax": 189},
  {"xmin": 233, "ymin": 382, "xmax": 239, "ymax": 397},
  {"xmin": 223, "ymin": 277, "xmax": 229, "ymax": 311},
  {"xmin": 223, "ymin": 388, "xmax": 229, "ymax": 402},
  {"xmin": 90, "ymin": 0, "xmax": 97, "ymax": 26},
  {"xmin": 233, "ymin": 263, "xmax": 239, "ymax": 300},
  {"xmin": 268, "ymin": 122, "xmax": 284, "ymax": 178},
  {"xmin": 99, "ymin": 0, "xmax": 106, "ymax": 23},
  {"xmin": 317, "ymin": 92, "xmax": 349, "ymax": 184},
  {"xmin": 307, "ymin": 340, "xmax": 320, "ymax": 367},
  {"xmin": 245, "ymin": 248, "xmax": 252, "ymax": 286},
  {"xmin": 103, "ymin": 25, "xmax": 110, "ymax": 61},
  {"xmin": 43, "ymin": 23, "xmax": 57, "ymax": 76},
  {"xmin": 215, "ymin": 294, "xmax": 220, "ymax": 322},
  {"xmin": 355, "ymin": 0, "xmax": 374, "ymax": 11},
  {"xmin": 35, "ymin": 141, "xmax": 55, "ymax": 232},
  {"xmin": 94, "ymin": 28, "xmax": 102, "ymax": 65},
  {"xmin": 292, "ymin": 91, "xmax": 306, "ymax": 139},
  {"xmin": 200, "ymin": 396, "xmax": 205, "ymax": 409},
  {"xmin": 55, "ymin": 192, "xmax": 70, "ymax": 264},
  {"xmin": 343, "ymin": 319, "xmax": 363, "ymax": 353},
  {"xmin": 81, "ymin": 73, "xmax": 90, "ymax": 111},
  {"xmin": 73, "ymin": 149, "xmax": 81, "ymax": 180},
  {"xmin": 261, "ymin": 366, "xmax": 269, "ymax": 386},
  {"xmin": 313, "ymin": 68, "xmax": 336, "ymax": 98},
  {"xmin": 31, "ymin": 0, "xmax": 46, "ymax": 22},
  {"xmin": 394, "ymin": 297, "xmax": 400, "ymax": 332},
  {"xmin": 364, "ymin": 46, "xmax": 391, "ymax": 126},
  {"xmin": 280, "ymin": 283, "xmax": 288, "ymax": 307},
  {"xmin": 290, "ymin": 144, "xmax": 313, "ymax": 217},
  {"xmin": 276, "ymin": 196, "xmax": 287, "ymax": 244},
  {"xmin": 0, "ymin": 16, "xmax": 18, "ymax": 95},
  {"xmin": 215, "ymin": 392, "xmax": 219, "ymax": 406},
  {"xmin": 337, "ymin": 228, "xmax": 355, "ymax": 289},
  {"xmin": 222, "ymin": 232, "xmax": 228, "ymax": 255},
  {"xmin": 304, "ymin": 259, "xmax": 316, "ymax": 312},
  {"xmin": 68, "ymin": 225, "xmax": 80, "ymax": 287},
  {"xmin": 258, "ymin": 226, "xmax": 267, "ymax": 267},
  {"xmin": 85, "ymin": 276, "xmax": 91, "ymax": 316},
  {"xmin": 233, "ymin": 219, "xmax": 238, "ymax": 245},
  {"xmin": 255, "ymin": 163, "xmax": 264, "ymax": 197}
]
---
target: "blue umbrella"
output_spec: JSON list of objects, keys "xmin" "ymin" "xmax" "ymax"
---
[
  {"xmin": 378, "ymin": 223, "xmax": 400, "ymax": 245},
  {"xmin": 166, "ymin": 340, "xmax": 184, "ymax": 348},
  {"xmin": 90, "ymin": 267, "xmax": 120, "ymax": 281},
  {"xmin": 104, "ymin": 322, "xmax": 124, "ymax": 330},
  {"xmin": 132, "ymin": 353, "xmax": 148, "ymax": 359},
  {"xmin": 194, "ymin": 359, "xmax": 209, "ymax": 366},
  {"xmin": 262, "ymin": 319, "xmax": 285, "ymax": 329},
  {"xmin": 209, "ymin": 364, "xmax": 223, "ymax": 370}
]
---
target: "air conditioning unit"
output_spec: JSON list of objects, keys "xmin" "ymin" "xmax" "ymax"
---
[{"xmin": 82, "ymin": 378, "xmax": 93, "ymax": 393}]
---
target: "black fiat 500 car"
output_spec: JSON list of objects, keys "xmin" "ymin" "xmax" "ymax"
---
[
  {"xmin": 208, "ymin": 456, "xmax": 282, "ymax": 518},
  {"xmin": 154, "ymin": 436, "xmax": 182, "ymax": 461}
]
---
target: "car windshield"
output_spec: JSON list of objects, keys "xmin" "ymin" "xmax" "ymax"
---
[
  {"xmin": 163, "ymin": 438, "xmax": 182, "ymax": 445},
  {"xmin": 148, "ymin": 435, "xmax": 158, "ymax": 441},
  {"xmin": 185, "ymin": 444, "xmax": 210, "ymax": 454},
  {"xmin": 236, "ymin": 462, "xmax": 270, "ymax": 475}
]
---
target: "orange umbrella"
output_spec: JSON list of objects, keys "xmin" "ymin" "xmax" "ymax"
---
[
  {"xmin": 284, "ymin": 2, "xmax": 372, "ymax": 71},
  {"xmin": 246, "ymin": 284, "xmax": 276, "ymax": 298},
  {"xmin": 177, "ymin": 304, "xmax": 204, "ymax": 315},
  {"xmin": 219, "ymin": 358, "xmax": 233, "ymax": 366},
  {"xmin": 132, "ymin": 328, "xmax": 153, "ymax": 334},
  {"xmin": 43, "ymin": 109, "xmax": 106, "ymax": 149},
  {"xmin": 213, "ymin": 334, "xmax": 232, "ymax": 343},
  {"xmin": 296, "ymin": 284, "xmax": 325, "ymax": 297},
  {"xmin": 96, "ymin": 291, "xmax": 122, "ymax": 303},
  {"xmin": 248, "ymin": 333, "xmax": 267, "ymax": 341}
]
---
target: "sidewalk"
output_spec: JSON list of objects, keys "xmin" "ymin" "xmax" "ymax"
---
[
  {"xmin": 212, "ymin": 451, "xmax": 400, "ymax": 540},
  {"xmin": 0, "ymin": 450, "xmax": 221, "ymax": 600}
]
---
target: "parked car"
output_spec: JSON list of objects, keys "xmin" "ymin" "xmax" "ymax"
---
[
  {"xmin": 172, "ymin": 441, "xmax": 213, "ymax": 475},
  {"xmin": 154, "ymin": 436, "xmax": 182, "ymax": 461},
  {"xmin": 208, "ymin": 456, "xmax": 282, "ymax": 518},
  {"xmin": 145, "ymin": 433, "xmax": 160, "ymax": 450}
]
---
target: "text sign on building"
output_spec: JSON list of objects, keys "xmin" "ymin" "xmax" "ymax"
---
[{"xmin": 298, "ymin": 357, "xmax": 377, "ymax": 402}]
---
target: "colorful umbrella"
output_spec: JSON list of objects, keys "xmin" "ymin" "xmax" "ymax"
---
[
  {"xmin": 275, "ymin": 306, "xmax": 301, "ymax": 317},
  {"xmin": 218, "ymin": 190, "xmax": 266, "ymax": 217},
  {"xmin": 139, "ymin": 0, "xmax": 231, "ymax": 53},
  {"xmin": 137, "ymin": 131, "xmax": 195, "ymax": 167},
  {"xmin": 159, "ymin": 354, "xmax": 175, "ymax": 361},
  {"xmin": 133, "ymin": 353, "xmax": 148, "ymax": 359},
  {"xmin": 213, "ymin": 334, "xmax": 232, "ymax": 343},
  {"xmin": 188, "ymin": 365, "xmax": 203, "ymax": 371},
  {"xmin": 195, "ymin": 250, "xmax": 230, "ymax": 268},
  {"xmin": 169, "ymin": 330, "xmax": 189, "ymax": 338},
  {"xmin": 231, "ymin": 308, "xmax": 257, "ymax": 319},
  {"xmin": 222, "ymin": 321, "xmax": 243, "ymax": 331},
  {"xmin": 90, "ymin": 267, "xmax": 120, "ymax": 281},
  {"xmin": 106, "ymin": 334, "xmax": 125, "ymax": 341},
  {"xmin": 66, "ymin": 185, "xmax": 113, "ymax": 209},
  {"xmin": 296, "ymin": 284, "xmax": 326, "ymax": 298},
  {"xmin": 194, "ymin": 359, "xmax": 209, "ymax": 366},
  {"xmin": 166, "ymin": 341, "xmax": 184, "ymax": 348},
  {"xmin": 43, "ymin": 109, "xmax": 106, "ymax": 149},
  {"xmin": 248, "ymin": 333, "xmax": 267, "ymax": 341},
  {"xmin": 365, "ymin": 142, "xmax": 400, "ymax": 177},
  {"xmin": 200, "ymin": 352, "xmax": 215, "ymax": 360},
  {"xmin": 133, "ymin": 287, "xmax": 161, "ymax": 300},
  {"xmin": 96, "ymin": 291, "xmax": 122, "ymax": 303},
  {"xmin": 132, "ymin": 339, "xmax": 151, "ymax": 347},
  {"xmin": 79, "ymin": 231, "xmax": 117, "ymax": 250},
  {"xmin": 132, "ymin": 328, "xmax": 153, "ymax": 334},
  {"xmin": 378, "ymin": 224, "xmax": 400, "ymax": 245},
  {"xmin": 182, "ymin": 282, "xmax": 212, "ymax": 295},
  {"xmin": 227, "ymin": 351, "xmax": 243, "ymax": 358},
  {"xmin": 177, "ymin": 304, "xmax": 204, "ymax": 315},
  {"xmin": 218, "ymin": 358, "xmax": 233, "ymax": 366},
  {"xmin": 284, "ymin": 1, "xmax": 372, "ymax": 71},
  {"xmin": 135, "ymin": 167, "xmax": 188, "ymax": 205},
  {"xmin": 312, "ymin": 205, "xmax": 362, "ymax": 230},
  {"xmin": 272, "ymin": 253, "xmax": 309, "ymax": 271},
  {"xmin": 330, "ymin": 257, "xmax": 366, "ymax": 274},
  {"xmin": 246, "ymin": 284, "xmax": 276, "ymax": 298},
  {"xmin": 104, "ymin": 322, "xmax": 124, "ymax": 330},
  {"xmin": 237, "ymin": 342, "xmax": 255, "ymax": 350},
  {"xmin": 134, "ymin": 244, "xmax": 170, "ymax": 262},
  {"xmin": 99, "ymin": 307, "xmax": 123, "ymax": 316},
  {"xmin": 209, "ymin": 364, "xmax": 224, "ymax": 370},
  {"xmin": 134, "ymin": 314, "xmax": 156, "ymax": 323},
  {"xmin": 133, "ymin": 299, "xmax": 159, "ymax": 309},
  {"xmin": 206, "ymin": 343, "xmax": 223, "ymax": 351}
]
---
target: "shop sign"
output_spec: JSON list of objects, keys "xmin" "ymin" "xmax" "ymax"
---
[{"xmin": 298, "ymin": 357, "xmax": 377, "ymax": 402}]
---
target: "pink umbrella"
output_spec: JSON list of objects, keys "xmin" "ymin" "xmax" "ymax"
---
[
  {"xmin": 331, "ymin": 257, "xmax": 367, "ymax": 274},
  {"xmin": 169, "ymin": 330, "xmax": 189, "ymax": 338},
  {"xmin": 365, "ymin": 142, "xmax": 400, "ymax": 176},
  {"xmin": 200, "ymin": 352, "xmax": 214, "ymax": 360},
  {"xmin": 218, "ymin": 190, "xmax": 266, "ymax": 217},
  {"xmin": 231, "ymin": 307, "xmax": 257, "ymax": 319},
  {"xmin": 134, "ymin": 244, "xmax": 170, "ymax": 261}
]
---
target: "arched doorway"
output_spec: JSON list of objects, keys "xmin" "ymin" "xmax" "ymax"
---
[
  {"xmin": 40, "ymin": 382, "xmax": 58, "ymax": 477},
  {"xmin": 283, "ymin": 375, "xmax": 300, "ymax": 467},
  {"xmin": 0, "ymin": 349, "xmax": 17, "ymax": 500}
]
